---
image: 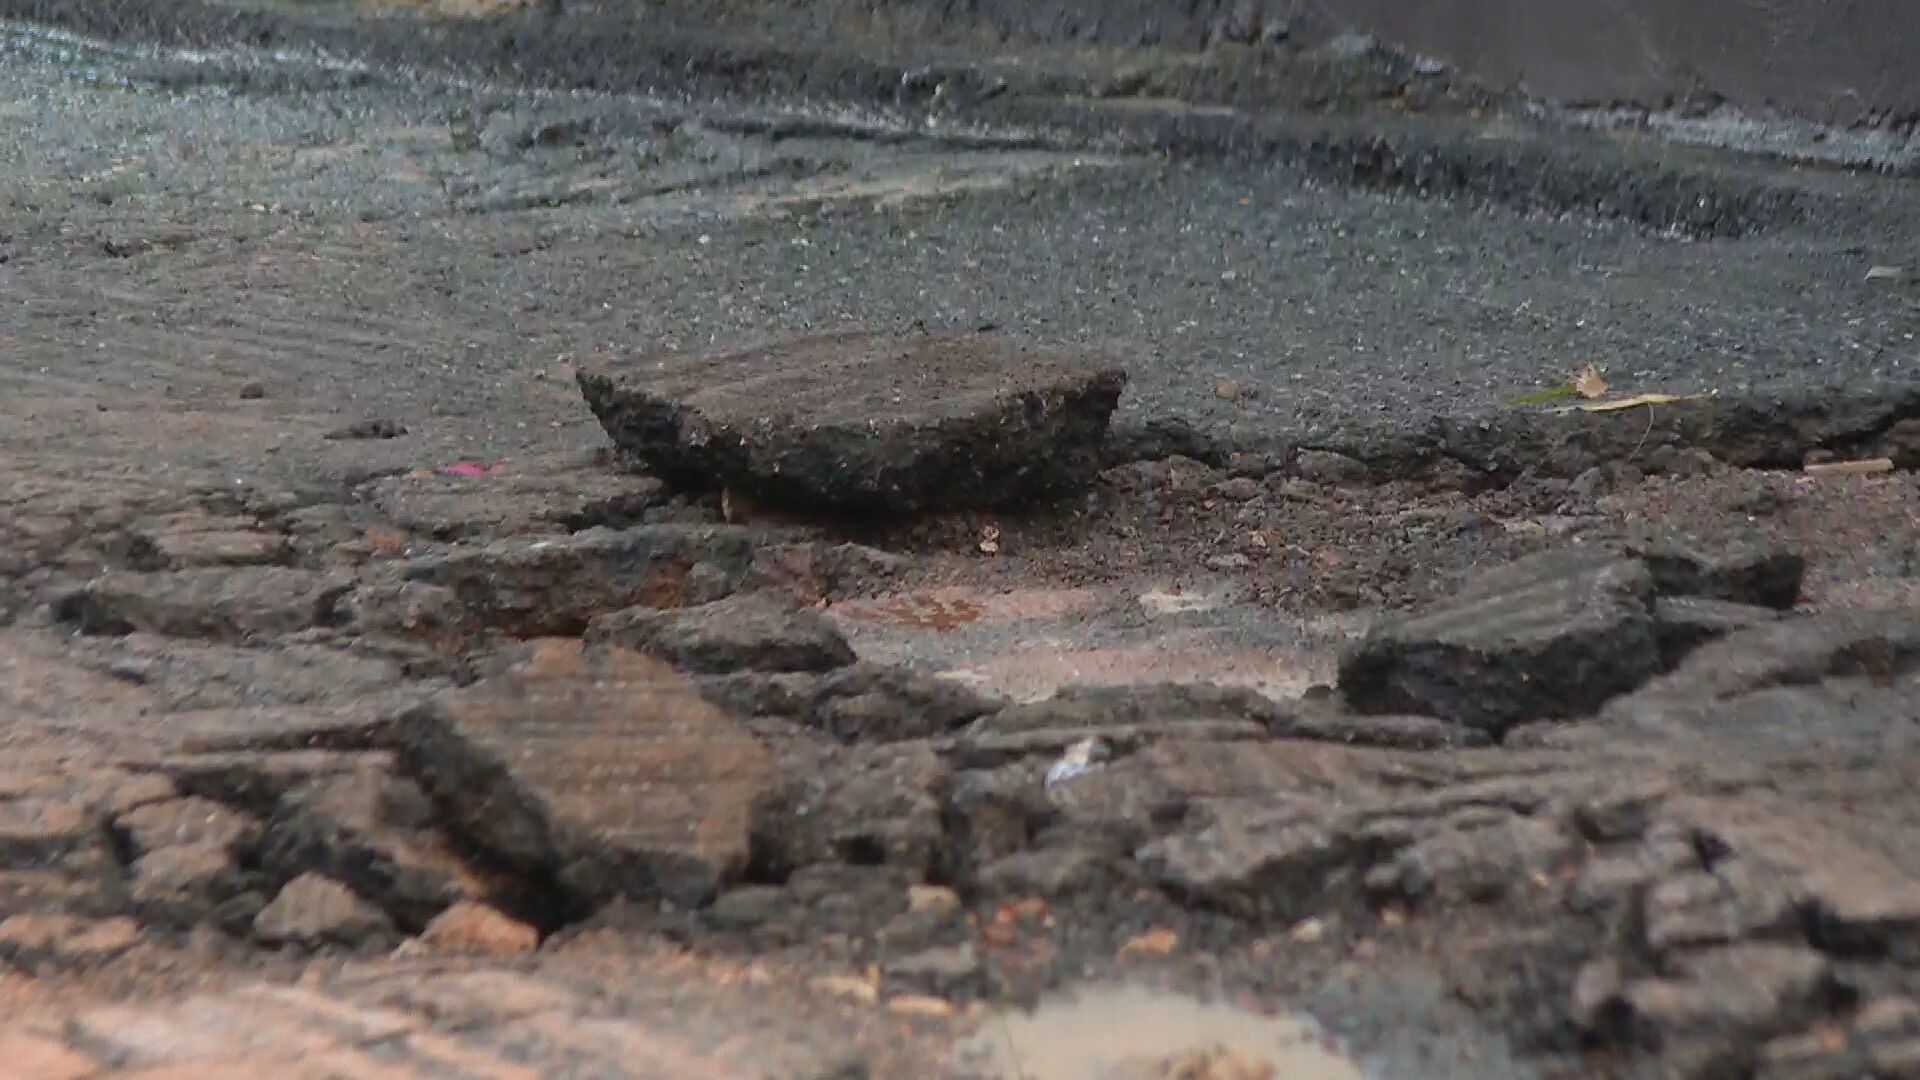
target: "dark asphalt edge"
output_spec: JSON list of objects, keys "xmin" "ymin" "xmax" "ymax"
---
[
  {"xmin": 1130, "ymin": 381, "xmax": 1920, "ymax": 485},
  {"xmin": 979, "ymin": 98, "xmax": 1822, "ymax": 239},
  {"xmin": 0, "ymin": 0, "xmax": 1853, "ymax": 240}
]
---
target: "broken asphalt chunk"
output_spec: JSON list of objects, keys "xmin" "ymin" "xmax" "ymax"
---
[
  {"xmin": 1339, "ymin": 536, "xmax": 1805, "ymax": 733},
  {"xmin": 396, "ymin": 639, "xmax": 773, "ymax": 910},
  {"xmin": 1339, "ymin": 549, "xmax": 1661, "ymax": 734},
  {"xmin": 585, "ymin": 591, "xmax": 856, "ymax": 674},
  {"xmin": 253, "ymin": 872, "xmax": 396, "ymax": 951},
  {"xmin": 1625, "ymin": 532, "xmax": 1805, "ymax": 610},
  {"xmin": 576, "ymin": 329, "xmax": 1127, "ymax": 513},
  {"xmin": 53, "ymin": 568, "xmax": 352, "ymax": 642},
  {"xmin": 387, "ymin": 524, "xmax": 753, "ymax": 637}
]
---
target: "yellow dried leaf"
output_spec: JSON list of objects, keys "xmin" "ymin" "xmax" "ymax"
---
[
  {"xmin": 810, "ymin": 974, "xmax": 880, "ymax": 1004},
  {"xmin": 1804, "ymin": 457, "xmax": 1895, "ymax": 477},
  {"xmin": 886, "ymin": 994, "xmax": 957, "ymax": 1018},
  {"xmin": 1571, "ymin": 363, "xmax": 1609, "ymax": 400},
  {"xmin": 1572, "ymin": 393, "xmax": 1696, "ymax": 413},
  {"xmin": 1118, "ymin": 926, "xmax": 1180, "ymax": 959}
]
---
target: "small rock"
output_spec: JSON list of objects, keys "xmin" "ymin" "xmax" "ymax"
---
[
  {"xmin": 238, "ymin": 381, "xmax": 268, "ymax": 400},
  {"xmin": 585, "ymin": 591, "xmax": 856, "ymax": 674},
  {"xmin": 578, "ymin": 329, "xmax": 1127, "ymax": 513},
  {"xmin": 1210, "ymin": 477, "xmax": 1263, "ymax": 502},
  {"xmin": 1292, "ymin": 449, "xmax": 1370, "ymax": 485},
  {"xmin": 884, "ymin": 943, "xmax": 981, "ymax": 997},
  {"xmin": 419, "ymin": 902, "xmax": 539, "ymax": 955},
  {"xmin": 1214, "ymin": 379, "xmax": 1246, "ymax": 403},
  {"xmin": 325, "ymin": 418, "xmax": 408, "ymax": 441},
  {"xmin": 253, "ymin": 873, "xmax": 395, "ymax": 949},
  {"xmin": 907, "ymin": 884, "xmax": 961, "ymax": 917}
]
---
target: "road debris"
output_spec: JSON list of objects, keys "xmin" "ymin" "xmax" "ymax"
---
[
  {"xmin": 1118, "ymin": 927, "xmax": 1181, "ymax": 959},
  {"xmin": 1045, "ymin": 736, "xmax": 1112, "ymax": 788},
  {"xmin": 577, "ymin": 329, "xmax": 1127, "ymax": 513},
  {"xmin": 1804, "ymin": 456, "xmax": 1896, "ymax": 477}
]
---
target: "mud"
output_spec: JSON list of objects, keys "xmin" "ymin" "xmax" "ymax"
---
[{"xmin": 3, "ymin": 4, "xmax": 1920, "ymax": 1080}]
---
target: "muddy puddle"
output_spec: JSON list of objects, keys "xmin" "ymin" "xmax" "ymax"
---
[
  {"xmin": 829, "ymin": 585, "xmax": 1354, "ymax": 702},
  {"xmin": 954, "ymin": 984, "xmax": 1365, "ymax": 1079}
]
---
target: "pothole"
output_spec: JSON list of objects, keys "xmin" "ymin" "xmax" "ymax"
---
[
  {"xmin": 827, "ymin": 585, "xmax": 1344, "ymax": 703},
  {"xmin": 954, "ymin": 983, "xmax": 1364, "ymax": 1080}
]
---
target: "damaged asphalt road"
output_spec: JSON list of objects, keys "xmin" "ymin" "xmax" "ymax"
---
[{"xmin": 2, "ymin": 3, "xmax": 1920, "ymax": 1079}]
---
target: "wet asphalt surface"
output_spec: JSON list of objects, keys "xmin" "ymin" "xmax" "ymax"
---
[{"xmin": 4, "ymin": 12, "xmax": 1918, "ymax": 470}]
